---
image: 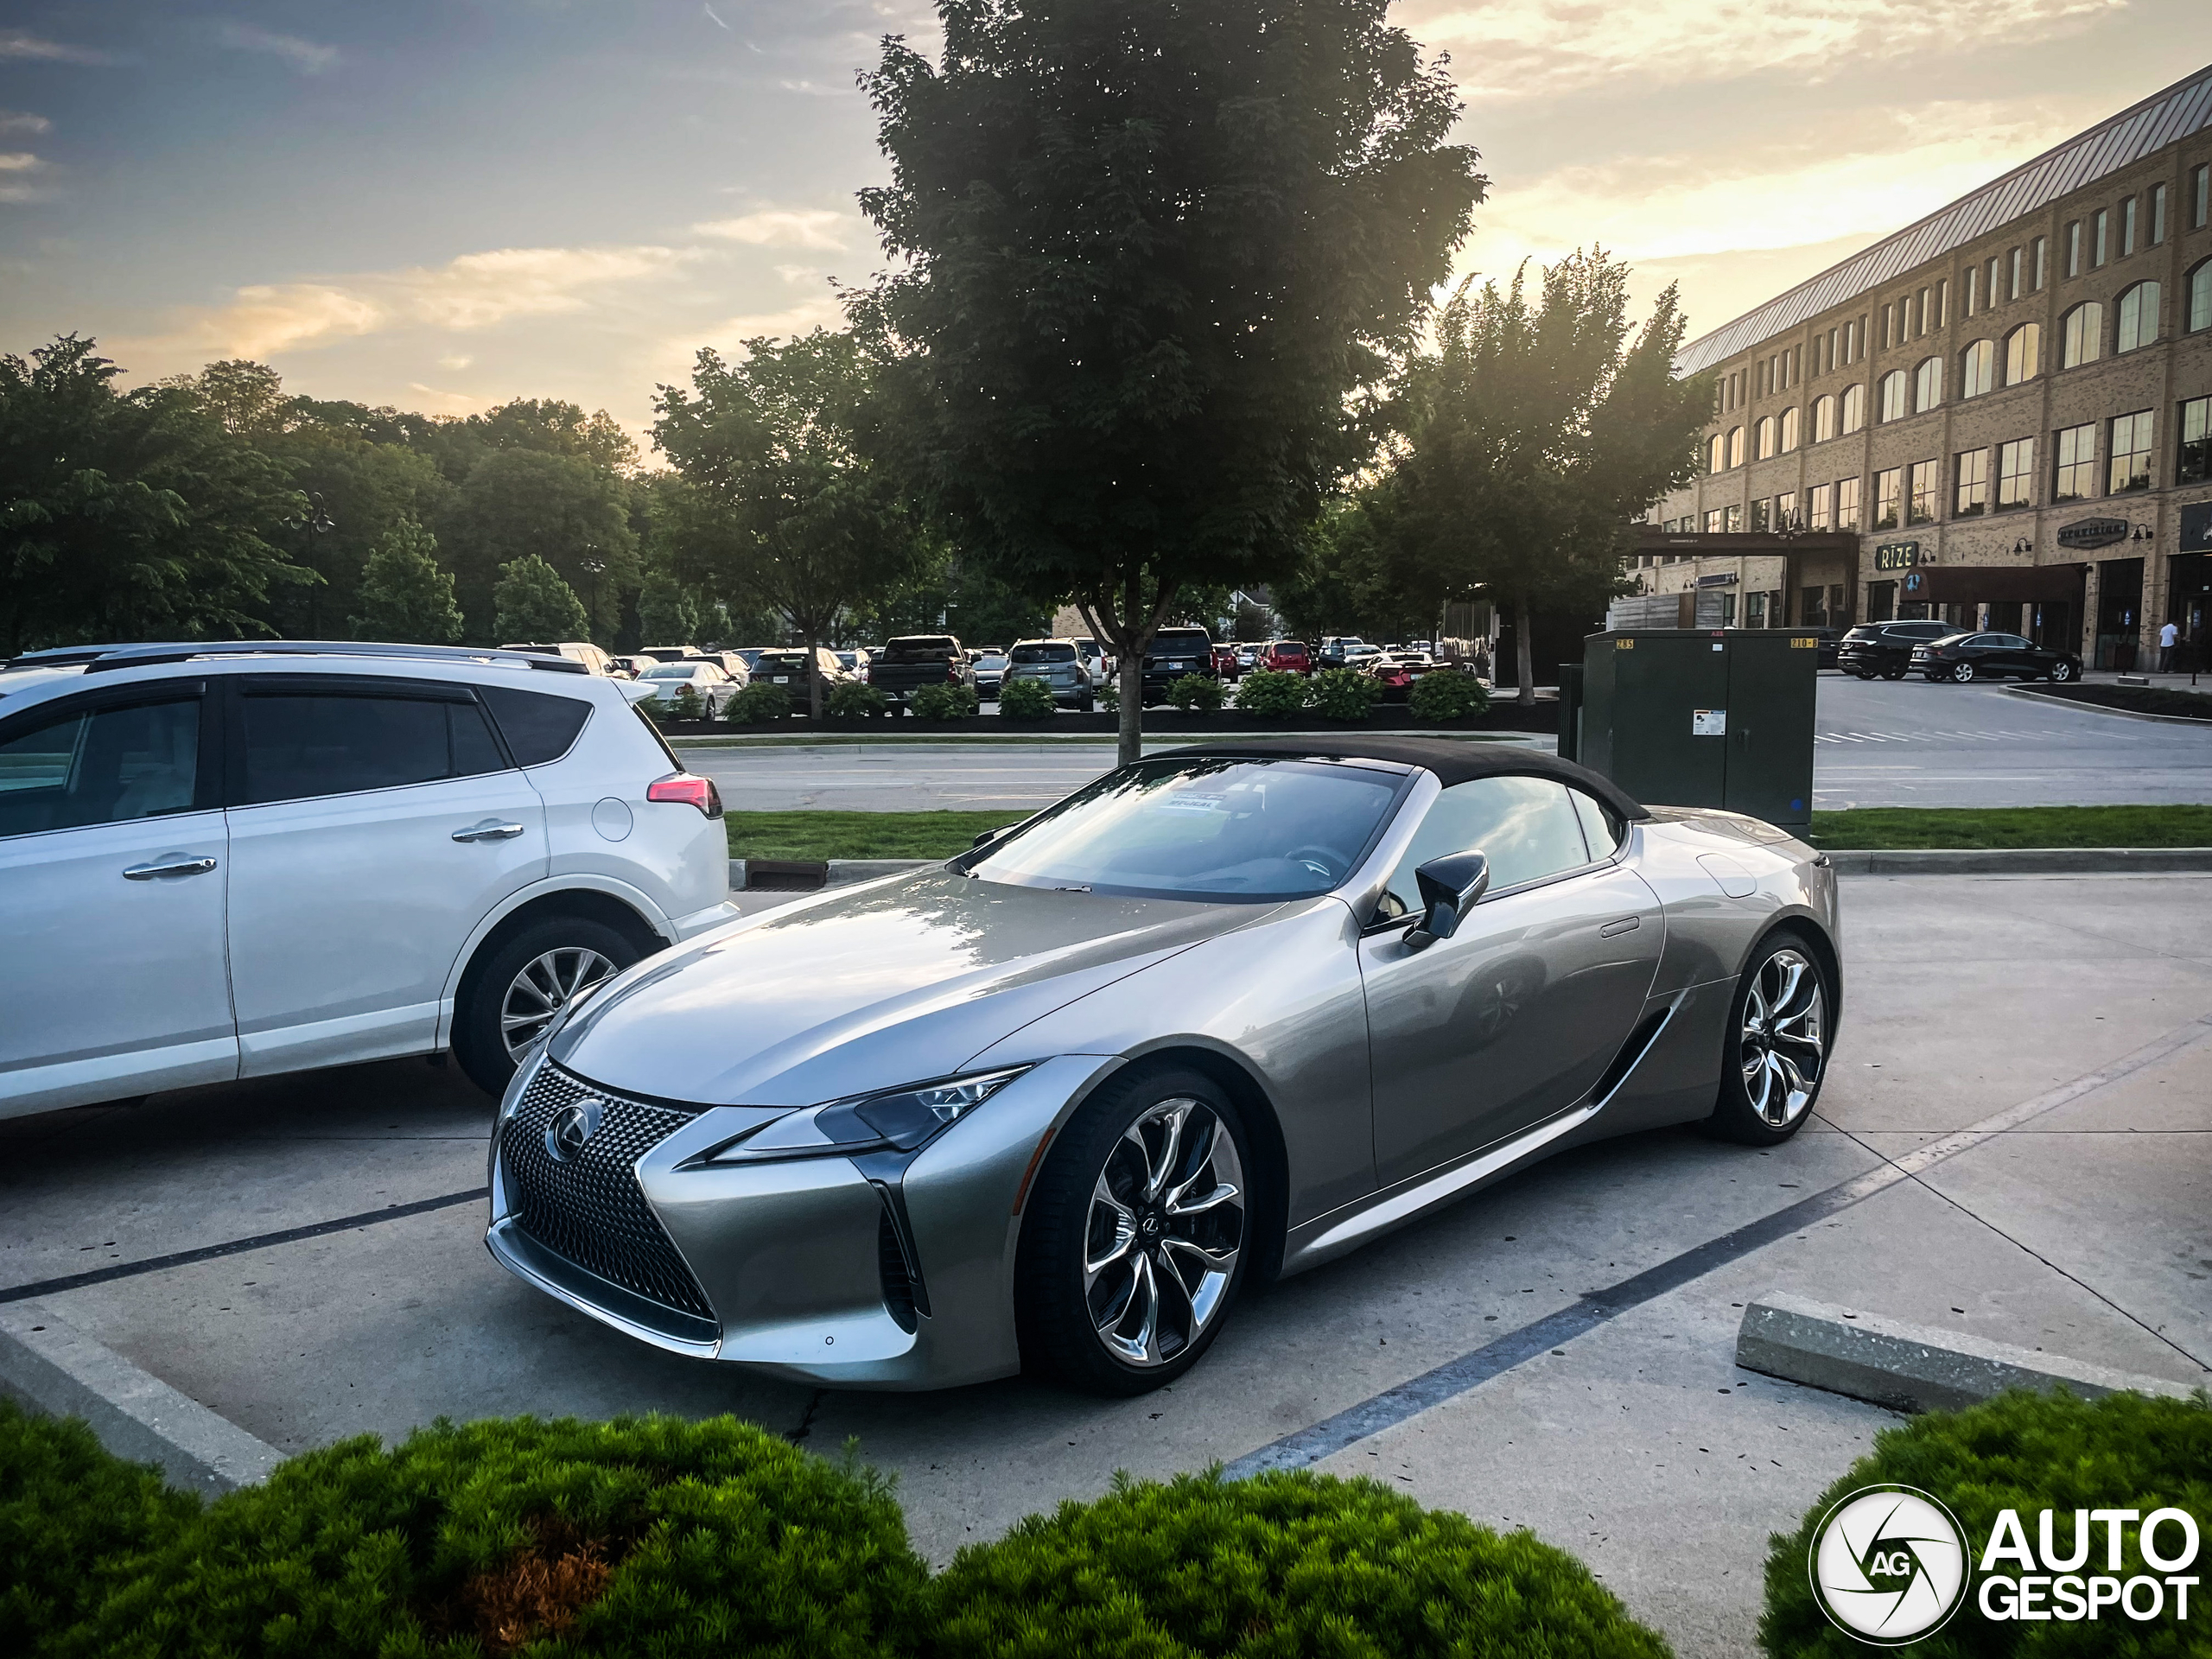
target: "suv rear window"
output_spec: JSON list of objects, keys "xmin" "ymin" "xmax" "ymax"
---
[
  {"xmin": 480, "ymin": 685, "xmax": 591, "ymax": 767},
  {"xmin": 1010, "ymin": 643, "xmax": 1077, "ymax": 664},
  {"xmin": 1148, "ymin": 631, "xmax": 1211, "ymax": 655},
  {"xmin": 880, "ymin": 637, "xmax": 959, "ymax": 663}
]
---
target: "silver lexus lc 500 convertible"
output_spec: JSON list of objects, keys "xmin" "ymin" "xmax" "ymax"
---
[{"xmin": 487, "ymin": 737, "xmax": 1839, "ymax": 1395}]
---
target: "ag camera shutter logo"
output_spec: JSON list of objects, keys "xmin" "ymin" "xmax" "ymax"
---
[{"xmin": 1809, "ymin": 1484, "xmax": 1969, "ymax": 1644}]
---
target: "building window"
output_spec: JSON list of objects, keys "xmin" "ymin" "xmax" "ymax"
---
[
  {"xmin": 1808, "ymin": 482, "xmax": 1834, "ymax": 530},
  {"xmin": 2032, "ymin": 235, "xmax": 2046, "ymax": 290},
  {"xmin": 1836, "ymin": 475, "xmax": 1861, "ymax": 531},
  {"xmin": 2121, "ymin": 196, "xmax": 2138, "ymax": 257},
  {"xmin": 1934, "ymin": 279, "xmax": 1948, "ymax": 327},
  {"xmin": 1751, "ymin": 496, "xmax": 1771, "ymax": 531},
  {"xmin": 1964, "ymin": 266, "xmax": 1979, "ymax": 317},
  {"xmin": 1703, "ymin": 507, "xmax": 1725, "ymax": 533},
  {"xmin": 1960, "ymin": 340, "xmax": 1994, "ymax": 399},
  {"xmin": 1986, "ymin": 256, "xmax": 1999, "ymax": 307},
  {"xmin": 1708, "ymin": 432, "xmax": 1726, "ymax": 474},
  {"xmin": 2195, "ymin": 164, "xmax": 2210, "ymax": 231},
  {"xmin": 1840, "ymin": 383, "xmax": 1865, "ymax": 435},
  {"xmin": 2008, "ymin": 247, "xmax": 2023, "ymax": 300},
  {"xmin": 2180, "ymin": 396, "xmax": 2211, "ymax": 486},
  {"xmin": 1913, "ymin": 356, "xmax": 1942, "ymax": 413},
  {"xmin": 2060, "ymin": 302, "xmax": 2103, "ymax": 368},
  {"xmin": 1812, "ymin": 394, "xmax": 1837, "ymax": 442},
  {"xmin": 1954, "ymin": 449, "xmax": 1988, "ymax": 517},
  {"xmin": 2003, "ymin": 322, "xmax": 2039, "ymax": 385},
  {"xmin": 1998, "ymin": 437, "xmax": 2035, "ymax": 509},
  {"xmin": 1881, "ymin": 303, "xmax": 1894, "ymax": 349},
  {"xmin": 2191, "ymin": 261, "xmax": 2212, "ymax": 333},
  {"xmin": 2093, "ymin": 208, "xmax": 2108, "ymax": 267},
  {"xmin": 1908, "ymin": 460, "xmax": 1938, "ymax": 525},
  {"xmin": 2107, "ymin": 410, "xmax": 2152, "ymax": 493},
  {"xmin": 1780, "ymin": 405, "xmax": 1800, "ymax": 453},
  {"xmin": 2066, "ymin": 219, "xmax": 2082, "ymax": 277},
  {"xmin": 1917, "ymin": 287, "xmax": 1930, "ymax": 334},
  {"xmin": 2151, "ymin": 182, "xmax": 2167, "ymax": 246},
  {"xmin": 1728, "ymin": 426, "xmax": 1745, "ymax": 468},
  {"xmin": 1879, "ymin": 370, "xmax": 1910, "ymax": 423},
  {"xmin": 1723, "ymin": 503, "xmax": 1743, "ymax": 533},
  {"xmin": 1873, "ymin": 467, "xmax": 1903, "ymax": 530},
  {"xmin": 1756, "ymin": 416, "xmax": 1777, "ymax": 461},
  {"xmin": 2053, "ymin": 423, "xmax": 2096, "ymax": 501},
  {"xmin": 2114, "ymin": 282, "xmax": 2160, "ymax": 353}
]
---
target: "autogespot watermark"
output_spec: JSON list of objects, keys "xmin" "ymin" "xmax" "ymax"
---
[{"xmin": 1809, "ymin": 1484, "xmax": 2202, "ymax": 1643}]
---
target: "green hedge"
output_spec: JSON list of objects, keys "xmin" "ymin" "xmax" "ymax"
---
[
  {"xmin": 1, "ymin": 1408, "xmax": 1669, "ymax": 1659},
  {"xmin": 911, "ymin": 683, "xmax": 979, "ymax": 721},
  {"xmin": 1163, "ymin": 673, "xmax": 1224, "ymax": 713},
  {"xmin": 1232, "ymin": 668, "xmax": 1306, "ymax": 716},
  {"xmin": 1408, "ymin": 669, "xmax": 1490, "ymax": 722},
  {"xmin": 1306, "ymin": 665, "xmax": 1380, "ymax": 721},
  {"xmin": 828, "ymin": 682, "xmax": 890, "ymax": 720},
  {"xmin": 726, "ymin": 682, "xmax": 793, "ymax": 724},
  {"xmin": 1762, "ymin": 1389, "xmax": 2212, "ymax": 1657},
  {"xmin": 995, "ymin": 677, "xmax": 1055, "ymax": 720}
]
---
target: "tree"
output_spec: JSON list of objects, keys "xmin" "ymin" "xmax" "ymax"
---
[
  {"xmin": 352, "ymin": 518, "xmax": 464, "ymax": 643},
  {"xmin": 493, "ymin": 554, "xmax": 590, "ymax": 643},
  {"xmin": 853, "ymin": 0, "xmax": 1484, "ymax": 761},
  {"xmin": 1374, "ymin": 252, "xmax": 1711, "ymax": 703},
  {"xmin": 1276, "ymin": 496, "xmax": 1433, "ymax": 647},
  {"xmin": 265, "ymin": 429, "xmax": 455, "ymax": 637},
  {"xmin": 635, "ymin": 567, "xmax": 700, "ymax": 646},
  {"xmin": 653, "ymin": 331, "xmax": 925, "ymax": 715},
  {"xmin": 0, "ymin": 336, "xmax": 308, "ymax": 653},
  {"xmin": 442, "ymin": 448, "xmax": 638, "ymax": 642}
]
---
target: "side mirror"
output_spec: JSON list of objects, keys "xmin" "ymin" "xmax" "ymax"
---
[{"xmin": 1404, "ymin": 851, "xmax": 1490, "ymax": 950}]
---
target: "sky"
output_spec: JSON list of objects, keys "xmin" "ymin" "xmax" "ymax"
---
[{"xmin": 4, "ymin": 0, "xmax": 2209, "ymax": 443}]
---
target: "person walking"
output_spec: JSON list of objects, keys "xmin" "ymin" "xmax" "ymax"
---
[{"xmin": 2158, "ymin": 618, "xmax": 2179, "ymax": 672}]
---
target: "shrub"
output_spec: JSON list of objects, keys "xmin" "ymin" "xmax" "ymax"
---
[
  {"xmin": 995, "ymin": 677, "xmax": 1056, "ymax": 721},
  {"xmin": 931, "ymin": 1468, "xmax": 1671, "ymax": 1659},
  {"xmin": 1096, "ymin": 678, "xmax": 1119, "ymax": 712},
  {"xmin": 1408, "ymin": 668, "xmax": 1491, "ymax": 722},
  {"xmin": 1761, "ymin": 1389, "xmax": 2212, "ymax": 1657},
  {"xmin": 911, "ymin": 682, "xmax": 977, "ymax": 721},
  {"xmin": 1233, "ymin": 667, "xmax": 1307, "ymax": 718},
  {"xmin": 68, "ymin": 1414, "xmax": 925, "ymax": 1659},
  {"xmin": 0, "ymin": 1402, "xmax": 200, "ymax": 1656},
  {"xmin": 828, "ymin": 681, "xmax": 889, "ymax": 720},
  {"xmin": 1307, "ymin": 665, "xmax": 1380, "ymax": 721},
  {"xmin": 668, "ymin": 683, "xmax": 706, "ymax": 723},
  {"xmin": 1163, "ymin": 674, "xmax": 1224, "ymax": 714},
  {"xmin": 725, "ymin": 682, "xmax": 792, "ymax": 724}
]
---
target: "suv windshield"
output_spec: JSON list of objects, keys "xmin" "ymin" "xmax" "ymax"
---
[
  {"xmin": 1010, "ymin": 643, "xmax": 1077, "ymax": 664},
  {"xmin": 881, "ymin": 637, "xmax": 958, "ymax": 663},
  {"xmin": 965, "ymin": 755, "xmax": 1408, "ymax": 902}
]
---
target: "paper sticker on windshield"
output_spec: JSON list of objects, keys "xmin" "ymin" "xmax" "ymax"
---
[
  {"xmin": 1693, "ymin": 709, "xmax": 1726, "ymax": 736},
  {"xmin": 1157, "ymin": 794, "xmax": 1230, "ymax": 813}
]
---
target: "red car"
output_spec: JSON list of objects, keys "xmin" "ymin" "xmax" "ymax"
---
[
  {"xmin": 1212, "ymin": 645, "xmax": 1243, "ymax": 679},
  {"xmin": 1260, "ymin": 639, "xmax": 1312, "ymax": 674},
  {"xmin": 1361, "ymin": 652, "xmax": 1438, "ymax": 702}
]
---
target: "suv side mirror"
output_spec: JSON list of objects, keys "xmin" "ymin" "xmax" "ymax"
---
[{"xmin": 1404, "ymin": 851, "xmax": 1490, "ymax": 950}]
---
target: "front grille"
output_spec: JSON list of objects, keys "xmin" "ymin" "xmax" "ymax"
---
[{"xmin": 501, "ymin": 1064, "xmax": 716, "ymax": 1323}]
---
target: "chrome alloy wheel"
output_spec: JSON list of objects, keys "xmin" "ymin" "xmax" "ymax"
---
[
  {"xmin": 1739, "ymin": 948, "xmax": 1825, "ymax": 1127},
  {"xmin": 1952, "ymin": 661, "xmax": 1975, "ymax": 683},
  {"xmin": 500, "ymin": 947, "xmax": 616, "ymax": 1062},
  {"xmin": 1083, "ymin": 1098, "xmax": 1245, "ymax": 1368}
]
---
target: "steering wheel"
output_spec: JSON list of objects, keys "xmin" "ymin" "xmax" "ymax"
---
[{"xmin": 1286, "ymin": 844, "xmax": 1344, "ymax": 885}]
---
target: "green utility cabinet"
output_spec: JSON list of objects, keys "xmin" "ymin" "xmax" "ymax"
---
[{"xmin": 1573, "ymin": 629, "xmax": 1819, "ymax": 830}]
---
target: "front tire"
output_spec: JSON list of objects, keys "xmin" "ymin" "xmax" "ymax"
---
[
  {"xmin": 1015, "ymin": 1066, "xmax": 1252, "ymax": 1395},
  {"xmin": 453, "ymin": 915, "xmax": 642, "ymax": 1096},
  {"xmin": 2050, "ymin": 661, "xmax": 2075, "ymax": 683},
  {"xmin": 1952, "ymin": 662, "xmax": 1975, "ymax": 683},
  {"xmin": 1707, "ymin": 932, "xmax": 1831, "ymax": 1145}
]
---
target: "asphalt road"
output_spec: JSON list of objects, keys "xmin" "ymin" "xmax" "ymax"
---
[
  {"xmin": 4, "ymin": 871, "xmax": 2207, "ymax": 1656},
  {"xmin": 683, "ymin": 677, "xmax": 2212, "ymax": 812}
]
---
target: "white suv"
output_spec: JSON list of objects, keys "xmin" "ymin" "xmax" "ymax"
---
[{"xmin": 0, "ymin": 642, "xmax": 737, "ymax": 1117}]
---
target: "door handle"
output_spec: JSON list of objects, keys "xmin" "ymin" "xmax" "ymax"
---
[
  {"xmin": 1599, "ymin": 915, "xmax": 1641, "ymax": 938},
  {"xmin": 453, "ymin": 821, "xmax": 526, "ymax": 842},
  {"xmin": 124, "ymin": 857, "xmax": 218, "ymax": 880}
]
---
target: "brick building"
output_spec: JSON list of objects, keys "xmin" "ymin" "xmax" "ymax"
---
[{"xmin": 1642, "ymin": 67, "xmax": 2212, "ymax": 668}]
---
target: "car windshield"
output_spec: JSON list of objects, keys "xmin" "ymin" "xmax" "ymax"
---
[
  {"xmin": 881, "ymin": 637, "xmax": 958, "ymax": 663},
  {"xmin": 1010, "ymin": 643, "xmax": 1077, "ymax": 664},
  {"xmin": 965, "ymin": 755, "xmax": 1408, "ymax": 902}
]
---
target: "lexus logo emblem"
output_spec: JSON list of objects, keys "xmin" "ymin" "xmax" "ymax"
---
[{"xmin": 546, "ymin": 1100, "xmax": 604, "ymax": 1163}]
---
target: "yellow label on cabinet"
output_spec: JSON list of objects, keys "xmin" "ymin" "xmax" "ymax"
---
[
  {"xmin": 1616, "ymin": 637, "xmax": 1636, "ymax": 649},
  {"xmin": 1790, "ymin": 636, "xmax": 1818, "ymax": 648}
]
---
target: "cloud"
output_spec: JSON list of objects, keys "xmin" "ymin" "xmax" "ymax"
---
[
  {"xmin": 692, "ymin": 207, "xmax": 850, "ymax": 249},
  {"xmin": 0, "ymin": 153, "xmax": 41, "ymax": 172},
  {"xmin": 438, "ymin": 353, "xmax": 474, "ymax": 370},
  {"xmin": 0, "ymin": 111, "xmax": 51, "ymax": 135},
  {"xmin": 0, "ymin": 150, "xmax": 50, "ymax": 205},
  {"xmin": 1401, "ymin": 0, "xmax": 2123, "ymax": 99},
  {"xmin": 215, "ymin": 22, "xmax": 339, "ymax": 74},
  {"xmin": 0, "ymin": 30, "xmax": 111, "ymax": 64}
]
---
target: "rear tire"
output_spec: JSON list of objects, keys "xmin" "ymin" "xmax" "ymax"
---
[
  {"xmin": 453, "ymin": 914, "xmax": 643, "ymax": 1096},
  {"xmin": 1707, "ymin": 931, "xmax": 1832, "ymax": 1146},
  {"xmin": 1015, "ymin": 1065, "xmax": 1253, "ymax": 1395}
]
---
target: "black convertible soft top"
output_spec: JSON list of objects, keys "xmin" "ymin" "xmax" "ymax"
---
[{"xmin": 1157, "ymin": 734, "xmax": 1649, "ymax": 823}]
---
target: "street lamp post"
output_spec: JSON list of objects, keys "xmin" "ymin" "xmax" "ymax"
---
[
  {"xmin": 580, "ymin": 554, "xmax": 606, "ymax": 643},
  {"xmin": 288, "ymin": 493, "xmax": 337, "ymax": 637}
]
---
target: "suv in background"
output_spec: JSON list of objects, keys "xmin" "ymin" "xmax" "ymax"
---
[
  {"xmin": 502, "ymin": 642, "xmax": 616, "ymax": 677},
  {"xmin": 868, "ymin": 636, "xmax": 973, "ymax": 708},
  {"xmin": 0, "ymin": 641, "xmax": 734, "ymax": 1117},
  {"xmin": 1260, "ymin": 639, "xmax": 1312, "ymax": 674},
  {"xmin": 1002, "ymin": 639, "xmax": 1096, "ymax": 710},
  {"xmin": 1837, "ymin": 620, "xmax": 1955, "ymax": 679},
  {"xmin": 1141, "ymin": 626, "xmax": 1217, "ymax": 705},
  {"xmin": 750, "ymin": 646, "xmax": 853, "ymax": 702}
]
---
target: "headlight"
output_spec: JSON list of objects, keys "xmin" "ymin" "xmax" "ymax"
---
[{"xmin": 700, "ymin": 1066, "xmax": 1030, "ymax": 1164}]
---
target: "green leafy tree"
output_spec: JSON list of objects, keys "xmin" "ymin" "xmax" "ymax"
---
[
  {"xmin": 351, "ymin": 518, "xmax": 463, "ymax": 644},
  {"xmin": 1375, "ymin": 251, "xmax": 1711, "ymax": 704},
  {"xmin": 493, "ymin": 554, "xmax": 590, "ymax": 644},
  {"xmin": 636, "ymin": 568, "xmax": 701, "ymax": 646},
  {"xmin": 653, "ymin": 331, "xmax": 926, "ymax": 716},
  {"xmin": 853, "ymin": 0, "xmax": 1485, "ymax": 761},
  {"xmin": 0, "ymin": 336, "xmax": 308, "ymax": 652},
  {"xmin": 1277, "ymin": 497, "xmax": 1434, "ymax": 647},
  {"xmin": 442, "ymin": 448, "xmax": 638, "ymax": 642}
]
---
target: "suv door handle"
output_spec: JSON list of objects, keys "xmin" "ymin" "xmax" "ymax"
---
[
  {"xmin": 124, "ymin": 857, "xmax": 218, "ymax": 880},
  {"xmin": 453, "ymin": 821, "xmax": 526, "ymax": 842}
]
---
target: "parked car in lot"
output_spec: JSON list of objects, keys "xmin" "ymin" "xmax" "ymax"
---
[
  {"xmin": 835, "ymin": 648, "xmax": 873, "ymax": 680},
  {"xmin": 727, "ymin": 647, "xmax": 769, "ymax": 676},
  {"xmin": 1069, "ymin": 638, "xmax": 1108, "ymax": 685},
  {"xmin": 0, "ymin": 640, "xmax": 734, "ymax": 1118},
  {"xmin": 1911, "ymin": 631, "xmax": 2082, "ymax": 683},
  {"xmin": 1362, "ymin": 652, "xmax": 1440, "ymax": 702},
  {"xmin": 1139, "ymin": 626, "xmax": 1217, "ymax": 704},
  {"xmin": 632, "ymin": 658, "xmax": 741, "ymax": 718},
  {"xmin": 1835, "ymin": 620, "xmax": 1957, "ymax": 679},
  {"xmin": 489, "ymin": 736, "xmax": 1838, "ymax": 1394},
  {"xmin": 970, "ymin": 650, "xmax": 1009, "ymax": 698},
  {"xmin": 1260, "ymin": 639, "xmax": 1313, "ymax": 675},
  {"xmin": 750, "ymin": 646, "xmax": 853, "ymax": 700},
  {"xmin": 1212, "ymin": 645, "xmax": 1242, "ymax": 679},
  {"xmin": 502, "ymin": 642, "xmax": 618, "ymax": 677},
  {"xmin": 1003, "ymin": 639, "xmax": 1096, "ymax": 711},
  {"xmin": 635, "ymin": 646, "xmax": 703, "ymax": 666},
  {"xmin": 868, "ymin": 636, "xmax": 973, "ymax": 707}
]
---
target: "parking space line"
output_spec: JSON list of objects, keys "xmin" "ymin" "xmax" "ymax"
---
[
  {"xmin": 1224, "ymin": 1010, "xmax": 2212, "ymax": 1480},
  {"xmin": 0, "ymin": 1187, "xmax": 489, "ymax": 1306}
]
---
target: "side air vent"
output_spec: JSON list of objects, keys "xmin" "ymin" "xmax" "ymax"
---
[
  {"xmin": 1588, "ymin": 1004, "xmax": 1674, "ymax": 1107},
  {"xmin": 878, "ymin": 1206, "xmax": 918, "ymax": 1332}
]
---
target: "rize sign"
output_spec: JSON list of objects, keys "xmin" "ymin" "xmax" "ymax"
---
[
  {"xmin": 1872, "ymin": 542, "xmax": 1923, "ymax": 572},
  {"xmin": 2056, "ymin": 517, "xmax": 2130, "ymax": 550}
]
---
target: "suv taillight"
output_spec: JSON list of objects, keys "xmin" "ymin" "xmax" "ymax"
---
[{"xmin": 647, "ymin": 773, "xmax": 723, "ymax": 817}]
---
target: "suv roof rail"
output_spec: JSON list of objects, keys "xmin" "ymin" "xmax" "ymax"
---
[{"xmin": 4, "ymin": 640, "xmax": 590, "ymax": 675}]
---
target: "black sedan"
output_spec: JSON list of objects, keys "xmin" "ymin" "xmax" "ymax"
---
[
  {"xmin": 1910, "ymin": 631, "xmax": 2082, "ymax": 683},
  {"xmin": 1836, "ymin": 620, "xmax": 1958, "ymax": 679}
]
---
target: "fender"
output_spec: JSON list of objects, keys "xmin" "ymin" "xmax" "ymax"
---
[{"xmin": 432, "ymin": 873, "xmax": 675, "ymax": 1047}]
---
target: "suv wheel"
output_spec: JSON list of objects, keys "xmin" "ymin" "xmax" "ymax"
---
[
  {"xmin": 1016, "ymin": 1066, "xmax": 1252, "ymax": 1395},
  {"xmin": 1707, "ymin": 932, "xmax": 1830, "ymax": 1145},
  {"xmin": 1951, "ymin": 662, "xmax": 1976, "ymax": 683},
  {"xmin": 453, "ymin": 914, "xmax": 642, "ymax": 1095},
  {"xmin": 2049, "ymin": 661, "xmax": 2075, "ymax": 683}
]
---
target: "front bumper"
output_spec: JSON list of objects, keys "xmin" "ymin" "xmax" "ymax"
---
[{"xmin": 486, "ymin": 1049, "xmax": 1122, "ymax": 1387}]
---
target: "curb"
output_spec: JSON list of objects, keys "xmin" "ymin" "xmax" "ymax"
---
[
  {"xmin": 674, "ymin": 730, "xmax": 1543, "ymax": 749},
  {"xmin": 2005, "ymin": 685, "xmax": 2212, "ymax": 726},
  {"xmin": 1821, "ymin": 846, "xmax": 2212, "ymax": 874},
  {"xmin": 0, "ymin": 1300, "xmax": 284, "ymax": 1496},
  {"xmin": 1735, "ymin": 1293, "xmax": 2204, "ymax": 1414}
]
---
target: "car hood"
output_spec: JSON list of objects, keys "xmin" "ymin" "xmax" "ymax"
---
[{"xmin": 549, "ymin": 869, "xmax": 1274, "ymax": 1107}]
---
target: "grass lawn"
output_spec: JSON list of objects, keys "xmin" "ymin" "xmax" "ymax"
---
[
  {"xmin": 1806, "ymin": 804, "xmax": 2212, "ymax": 849},
  {"xmin": 726, "ymin": 809, "xmax": 1027, "ymax": 861}
]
